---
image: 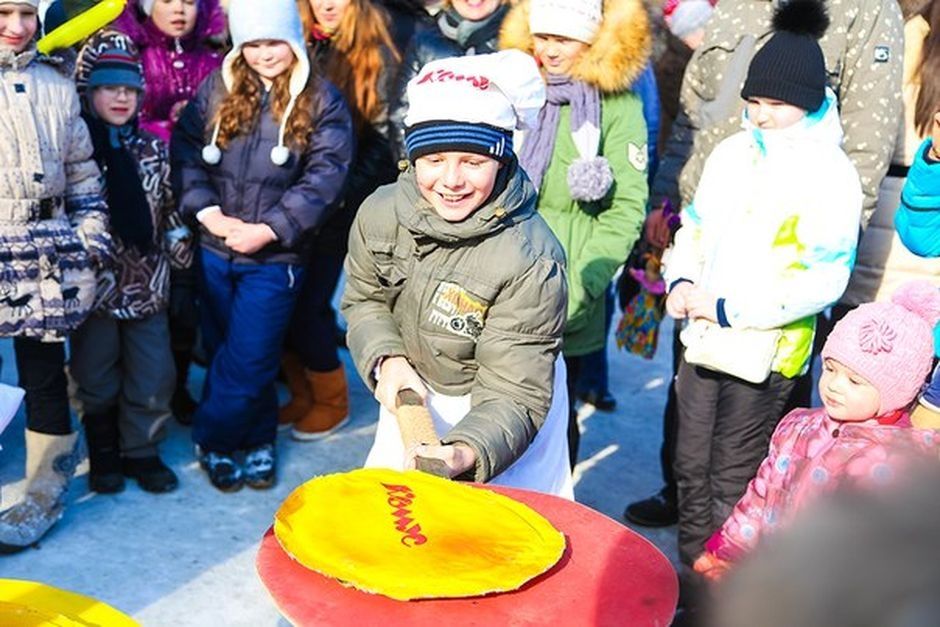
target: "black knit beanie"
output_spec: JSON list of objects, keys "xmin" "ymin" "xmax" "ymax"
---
[{"xmin": 741, "ymin": 0, "xmax": 830, "ymax": 112}]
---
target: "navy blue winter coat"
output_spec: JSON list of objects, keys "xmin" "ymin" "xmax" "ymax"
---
[{"xmin": 171, "ymin": 70, "xmax": 354, "ymax": 265}]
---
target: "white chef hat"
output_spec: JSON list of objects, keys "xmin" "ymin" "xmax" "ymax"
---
[{"xmin": 404, "ymin": 50, "xmax": 546, "ymax": 163}]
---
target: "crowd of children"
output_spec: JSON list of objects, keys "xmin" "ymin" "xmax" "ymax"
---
[{"xmin": 0, "ymin": 0, "xmax": 938, "ymax": 623}]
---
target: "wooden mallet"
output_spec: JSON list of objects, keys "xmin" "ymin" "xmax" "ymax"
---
[{"xmin": 395, "ymin": 390, "xmax": 451, "ymax": 478}]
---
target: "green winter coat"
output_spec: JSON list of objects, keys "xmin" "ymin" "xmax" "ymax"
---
[
  {"xmin": 501, "ymin": 0, "xmax": 652, "ymax": 356},
  {"xmin": 536, "ymin": 92, "xmax": 648, "ymax": 355}
]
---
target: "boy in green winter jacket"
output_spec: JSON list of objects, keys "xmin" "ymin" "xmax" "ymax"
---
[{"xmin": 501, "ymin": 0, "xmax": 650, "ymax": 465}]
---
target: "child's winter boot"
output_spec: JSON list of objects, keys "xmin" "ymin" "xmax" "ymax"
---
[
  {"xmin": 291, "ymin": 365, "xmax": 349, "ymax": 441},
  {"xmin": 82, "ymin": 408, "xmax": 124, "ymax": 494},
  {"xmin": 278, "ymin": 351, "xmax": 312, "ymax": 428},
  {"xmin": 0, "ymin": 430, "xmax": 79, "ymax": 554}
]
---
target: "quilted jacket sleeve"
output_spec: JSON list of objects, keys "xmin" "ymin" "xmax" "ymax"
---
[
  {"xmin": 170, "ymin": 74, "xmax": 222, "ymax": 215},
  {"xmin": 341, "ymin": 190, "xmax": 409, "ymax": 388},
  {"xmin": 265, "ymin": 80, "xmax": 355, "ymax": 249},
  {"xmin": 895, "ymin": 140, "xmax": 940, "ymax": 258}
]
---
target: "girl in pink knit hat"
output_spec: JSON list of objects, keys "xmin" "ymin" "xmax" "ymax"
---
[{"xmin": 694, "ymin": 281, "xmax": 940, "ymax": 581}]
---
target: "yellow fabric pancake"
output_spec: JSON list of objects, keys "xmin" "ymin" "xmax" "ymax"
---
[
  {"xmin": 274, "ymin": 469, "xmax": 566, "ymax": 600},
  {"xmin": 0, "ymin": 580, "xmax": 138, "ymax": 627}
]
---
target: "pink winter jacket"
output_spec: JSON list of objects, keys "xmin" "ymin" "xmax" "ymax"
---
[
  {"xmin": 707, "ymin": 407, "xmax": 939, "ymax": 562},
  {"xmin": 114, "ymin": 0, "xmax": 224, "ymax": 144}
]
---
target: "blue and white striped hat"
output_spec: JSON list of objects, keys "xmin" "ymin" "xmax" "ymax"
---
[{"xmin": 404, "ymin": 50, "xmax": 546, "ymax": 163}]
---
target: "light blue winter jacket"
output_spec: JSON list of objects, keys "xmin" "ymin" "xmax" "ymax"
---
[{"xmin": 895, "ymin": 139, "xmax": 940, "ymax": 258}]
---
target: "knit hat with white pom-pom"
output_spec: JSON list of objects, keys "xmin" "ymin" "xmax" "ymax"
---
[{"xmin": 822, "ymin": 281, "xmax": 940, "ymax": 415}]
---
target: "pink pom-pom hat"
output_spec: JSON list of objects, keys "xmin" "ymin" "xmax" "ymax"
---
[{"xmin": 822, "ymin": 281, "xmax": 940, "ymax": 415}]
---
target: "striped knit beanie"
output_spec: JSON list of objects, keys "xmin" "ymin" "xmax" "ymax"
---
[
  {"xmin": 741, "ymin": 0, "xmax": 829, "ymax": 112},
  {"xmin": 404, "ymin": 50, "xmax": 546, "ymax": 163},
  {"xmin": 86, "ymin": 47, "xmax": 144, "ymax": 91}
]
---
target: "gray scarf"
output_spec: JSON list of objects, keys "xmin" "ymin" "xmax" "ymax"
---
[
  {"xmin": 518, "ymin": 75, "xmax": 601, "ymax": 192},
  {"xmin": 437, "ymin": 5, "xmax": 507, "ymax": 53}
]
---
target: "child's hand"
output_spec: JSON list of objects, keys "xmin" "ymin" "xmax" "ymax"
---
[
  {"xmin": 375, "ymin": 356, "xmax": 428, "ymax": 414},
  {"xmin": 406, "ymin": 443, "xmax": 477, "ymax": 478},
  {"xmin": 224, "ymin": 223, "xmax": 277, "ymax": 255},
  {"xmin": 644, "ymin": 206, "xmax": 673, "ymax": 249},
  {"xmin": 685, "ymin": 286, "xmax": 719, "ymax": 323},
  {"xmin": 693, "ymin": 552, "xmax": 731, "ymax": 582},
  {"xmin": 201, "ymin": 211, "xmax": 244, "ymax": 239},
  {"xmin": 666, "ymin": 282, "xmax": 693, "ymax": 319}
]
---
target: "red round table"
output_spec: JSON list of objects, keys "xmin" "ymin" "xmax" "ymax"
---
[{"xmin": 257, "ymin": 484, "xmax": 678, "ymax": 626}]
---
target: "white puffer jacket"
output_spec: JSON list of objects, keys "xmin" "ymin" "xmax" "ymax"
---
[
  {"xmin": 665, "ymin": 90, "xmax": 862, "ymax": 377},
  {"xmin": 0, "ymin": 46, "xmax": 111, "ymax": 341}
]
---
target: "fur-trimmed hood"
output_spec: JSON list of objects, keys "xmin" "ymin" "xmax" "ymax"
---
[{"xmin": 499, "ymin": 0, "xmax": 651, "ymax": 94}]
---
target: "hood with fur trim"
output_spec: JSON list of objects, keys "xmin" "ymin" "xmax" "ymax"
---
[{"xmin": 499, "ymin": 0, "xmax": 651, "ymax": 94}]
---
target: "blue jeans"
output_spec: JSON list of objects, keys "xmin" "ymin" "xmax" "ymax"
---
[{"xmin": 193, "ymin": 249, "xmax": 304, "ymax": 453}]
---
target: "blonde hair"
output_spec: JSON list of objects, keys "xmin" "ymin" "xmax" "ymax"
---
[{"xmin": 298, "ymin": 0, "xmax": 400, "ymax": 132}]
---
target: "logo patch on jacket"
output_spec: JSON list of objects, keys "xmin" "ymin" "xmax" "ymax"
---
[
  {"xmin": 628, "ymin": 143, "xmax": 648, "ymax": 172},
  {"xmin": 874, "ymin": 46, "xmax": 890, "ymax": 63},
  {"xmin": 429, "ymin": 282, "xmax": 488, "ymax": 340}
]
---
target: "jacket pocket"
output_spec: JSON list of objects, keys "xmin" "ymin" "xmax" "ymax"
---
[
  {"xmin": 422, "ymin": 331, "xmax": 478, "ymax": 389},
  {"xmin": 371, "ymin": 243, "xmax": 409, "ymax": 305}
]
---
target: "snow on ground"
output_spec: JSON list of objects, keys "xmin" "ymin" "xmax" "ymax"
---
[{"xmin": 0, "ymin": 318, "xmax": 679, "ymax": 625}]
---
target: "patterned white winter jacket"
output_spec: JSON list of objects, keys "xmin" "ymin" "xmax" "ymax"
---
[
  {"xmin": 0, "ymin": 46, "xmax": 112, "ymax": 341},
  {"xmin": 665, "ymin": 90, "xmax": 862, "ymax": 377}
]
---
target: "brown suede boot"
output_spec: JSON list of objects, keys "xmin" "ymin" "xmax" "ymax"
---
[
  {"xmin": 278, "ymin": 351, "xmax": 313, "ymax": 428},
  {"xmin": 291, "ymin": 365, "xmax": 349, "ymax": 441}
]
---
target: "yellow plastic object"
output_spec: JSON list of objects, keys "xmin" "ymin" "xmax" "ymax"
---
[
  {"xmin": 37, "ymin": 0, "xmax": 127, "ymax": 55},
  {"xmin": 0, "ymin": 579, "xmax": 138, "ymax": 626},
  {"xmin": 274, "ymin": 468, "xmax": 566, "ymax": 601}
]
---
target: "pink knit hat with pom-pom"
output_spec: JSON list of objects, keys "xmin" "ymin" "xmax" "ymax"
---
[{"xmin": 823, "ymin": 281, "xmax": 940, "ymax": 415}]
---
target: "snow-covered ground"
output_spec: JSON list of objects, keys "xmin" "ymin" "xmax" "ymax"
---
[{"xmin": 0, "ymin": 318, "xmax": 679, "ymax": 625}]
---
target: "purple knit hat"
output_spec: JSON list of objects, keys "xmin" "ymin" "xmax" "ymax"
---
[{"xmin": 822, "ymin": 282, "xmax": 940, "ymax": 415}]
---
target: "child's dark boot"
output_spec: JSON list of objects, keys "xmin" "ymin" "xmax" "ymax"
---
[
  {"xmin": 122, "ymin": 456, "xmax": 179, "ymax": 493},
  {"xmin": 197, "ymin": 448, "xmax": 243, "ymax": 492},
  {"xmin": 82, "ymin": 409, "xmax": 124, "ymax": 494},
  {"xmin": 244, "ymin": 443, "xmax": 276, "ymax": 490}
]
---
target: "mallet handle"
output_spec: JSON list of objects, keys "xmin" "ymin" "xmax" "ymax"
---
[{"xmin": 395, "ymin": 390, "xmax": 450, "ymax": 478}]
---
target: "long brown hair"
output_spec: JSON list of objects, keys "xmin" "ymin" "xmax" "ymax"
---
[
  {"xmin": 298, "ymin": 0, "xmax": 400, "ymax": 131},
  {"xmin": 214, "ymin": 53, "xmax": 318, "ymax": 151},
  {"xmin": 915, "ymin": 0, "xmax": 940, "ymax": 136}
]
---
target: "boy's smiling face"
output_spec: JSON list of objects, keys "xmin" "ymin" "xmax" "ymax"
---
[
  {"xmin": 414, "ymin": 152, "xmax": 500, "ymax": 222},
  {"xmin": 746, "ymin": 97, "xmax": 806, "ymax": 130},
  {"xmin": 0, "ymin": 4, "xmax": 37, "ymax": 54}
]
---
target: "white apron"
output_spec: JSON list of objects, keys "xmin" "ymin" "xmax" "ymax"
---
[{"xmin": 365, "ymin": 357, "xmax": 574, "ymax": 500}]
